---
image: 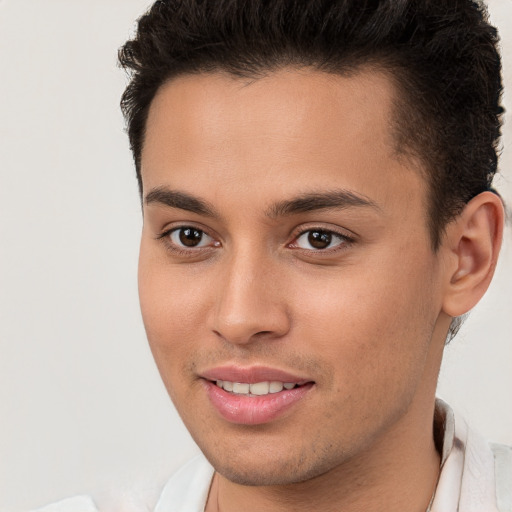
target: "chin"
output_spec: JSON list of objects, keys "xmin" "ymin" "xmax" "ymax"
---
[
  {"xmin": 217, "ymin": 464, "xmax": 321, "ymax": 487},
  {"xmin": 203, "ymin": 444, "xmax": 342, "ymax": 487}
]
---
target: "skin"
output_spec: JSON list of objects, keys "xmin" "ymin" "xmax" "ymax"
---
[{"xmin": 138, "ymin": 68, "xmax": 503, "ymax": 512}]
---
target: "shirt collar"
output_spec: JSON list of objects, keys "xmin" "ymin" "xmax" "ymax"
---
[{"xmin": 430, "ymin": 398, "xmax": 499, "ymax": 512}]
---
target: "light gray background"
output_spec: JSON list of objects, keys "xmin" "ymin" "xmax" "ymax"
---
[{"xmin": 0, "ymin": 1, "xmax": 511, "ymax": 510}]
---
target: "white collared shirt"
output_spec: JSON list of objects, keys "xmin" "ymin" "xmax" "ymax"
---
[{"xmin": 429, "ymin": 399, "xmax": 511, "ymax": 511}]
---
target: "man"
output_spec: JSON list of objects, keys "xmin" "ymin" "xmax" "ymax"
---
[{"xmin": 36, "ymin": 0, "xmax": 510, "ymax": 510}]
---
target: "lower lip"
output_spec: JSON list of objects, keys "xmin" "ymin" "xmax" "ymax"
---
[{"xmin": 203, "ymin": 380, "xmax": 314, "ymax": 425}]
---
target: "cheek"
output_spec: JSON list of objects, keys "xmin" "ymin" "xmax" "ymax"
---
[
  {"xmin": 290, "ymin": 251, "xmax": 438, "ymax": 387},
  {"xmin": 138, "ymin": 261, "xmax": 210, "ymax": 410},
  {"xmin": 138, "ymin": 246, "xmax": 211, "ymax": 371},
  {"xmin": 139, "ymin": 240, "xmax": 208, "ymax": 323}
]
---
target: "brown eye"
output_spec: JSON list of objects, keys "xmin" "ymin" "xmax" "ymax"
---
[
  {"xmin": 308, "ymin": 230, "xmax": 332, "ymax": 249},
  {"xmin": 294, "ymin": 229, "xmax": 346, "ymax": 251},
  {"xmin": 170, "ymin": 227, "xmax": 213, "ymax": 248}
]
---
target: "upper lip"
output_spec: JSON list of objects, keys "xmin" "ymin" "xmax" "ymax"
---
[{"xmin": 201, "ymin": 365, "xmax": 313, "ymax": 384}]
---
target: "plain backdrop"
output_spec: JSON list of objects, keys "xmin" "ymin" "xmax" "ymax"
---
[{"xmin": 0, "ymin": 1, "xmax": 511, "ymax": 510}]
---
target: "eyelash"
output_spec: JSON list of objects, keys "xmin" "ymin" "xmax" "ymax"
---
[
  {"xmin": 156, "ymin": 226, "xmax": 219, "ymax": 257},
  {"xmin": 288, "ymin": 228, "xmax": 355, "ymax": 254},
  {"xmin": 156, "ymin": 225, "xmax": 355, "ymax": 256}
]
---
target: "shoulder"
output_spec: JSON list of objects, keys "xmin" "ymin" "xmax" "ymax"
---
[
  {"xmin": 28, "ymin": 457, "xmax": 213, "ymax": 512},
  {"xmin": 434, "ymin": 399, "xmax": 511, "ymax": 511},
  {"xmin": 491, "ymin": 442, "xmax": 512, "ymax": 512},
  {"xmin": 153, "ymin": 455, "xmax": 215, "ymax": 512},
  {"xmin": 30, "ymin": 495, "xmax": 98, "ymax": 512}
]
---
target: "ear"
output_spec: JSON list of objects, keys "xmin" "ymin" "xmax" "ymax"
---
[{"xmin": 441, "ymin": 191, "xmax": 504, "ymax": 317}]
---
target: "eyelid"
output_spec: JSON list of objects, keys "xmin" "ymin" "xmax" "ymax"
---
[
  {"xmin": 156, "ymin": 223, "xmax": 221, "ymax": 254},
  {"xmin": 155, "ymin": 222, "xmax": 355, "ymax": 256},
  {"xmin": 169, "ymin": 227, "xmax": 214, "ymax": 248},
  {"xmin": 156, "ymin": 221, "xmax": 217, "ymax": 240},
  {"xmin": 287, "ymin": 225, "xmax": 356, "ymax": 252}
]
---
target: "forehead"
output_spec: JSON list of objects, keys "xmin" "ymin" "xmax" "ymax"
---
[
  {"xmin": 143, "ymin": 67, "xmax": 397, "ymax": 167},
  {"xmin": 141, "ymin": 67, "xmax": 426, "ymax": 219}
]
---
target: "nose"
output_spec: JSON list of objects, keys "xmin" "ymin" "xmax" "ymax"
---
[{"xmin": 210, "ymin": 249, "xmax": 291, "ymax": 346}]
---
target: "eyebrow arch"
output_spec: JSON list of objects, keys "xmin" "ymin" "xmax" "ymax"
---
[
  {"xmin": 144, "ymin": 187, "xmax": 219, "ymax": 218},
  {"xmin": 266, "ymin": 190, "xmax": 381, "ymax": 218}
]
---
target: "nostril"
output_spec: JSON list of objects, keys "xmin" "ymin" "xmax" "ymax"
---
[{"xmin": 254, "ymin": 330, "xmax": 273, "ymax": 337}]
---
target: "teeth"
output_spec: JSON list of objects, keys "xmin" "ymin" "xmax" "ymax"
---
[
  {"xmin": 269, "ymin": 381, "xmax": 284, "ymax": 393},
  {"xmin": 232, "ymin": 382, "xmax": 250, "ymax": 394},
  {"xmin": 215, "ymin": 380, "xmax": 298, "ymax": 396},
  {"xmin": 249, "ymin": 382, "xmax": 269, "ymax": 395}
]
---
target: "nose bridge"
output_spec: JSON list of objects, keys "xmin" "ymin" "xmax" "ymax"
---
[{"xmin": 211, "ymin": 242, "xmax": 289, "ymax": 344}]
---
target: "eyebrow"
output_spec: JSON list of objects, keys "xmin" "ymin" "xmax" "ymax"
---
[
  {"xmin": 144, "ymin": 186, "xmax": 380, "ymax": 218},
  {"xmin": 145, "ymin": 187, "xmax": 219, "ymax": 218},
  {"xmin": 265, "ymin": 190, "xmax": 381, "ymax": 218}
]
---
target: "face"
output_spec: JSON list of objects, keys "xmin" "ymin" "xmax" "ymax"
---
[{"xmin": 139, "ymin": 68, "xmax": 450, "ymax": 485}]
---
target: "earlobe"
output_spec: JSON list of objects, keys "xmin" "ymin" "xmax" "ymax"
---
[{"xmin": 442, "ymin": 191, "xmax": 504, "ymax": 318}]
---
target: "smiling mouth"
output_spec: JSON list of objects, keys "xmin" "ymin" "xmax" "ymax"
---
[
  {"xmin": 203, "ymin": 376, "xmax": 315, "ymax": 424},
  {"xmin": 214, "ymin": 380, "xmax": 305, "ymax": 396}
]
